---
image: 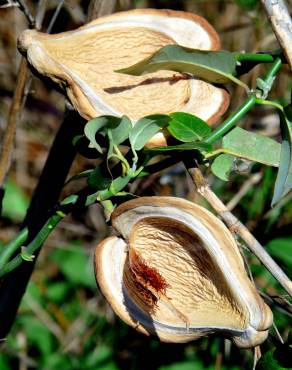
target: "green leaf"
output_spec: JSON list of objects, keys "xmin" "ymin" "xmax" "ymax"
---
[
  {"xmin": 84, "ymin": 117, "xmax": 108, "ymax": 153},
  {"xmin": 235, "ymin": 0, "xmax": 259, "ymax": 10},
  {"xmin": 109, "ymin": 175, "xmax": 132, "ymax": 195},
  {"xmin": 87, "ymin": 166, "xmax": 111, "ymax": 190},
  {"xmin": 145, "ymin": 142, "xmax": 212, "ymax": 152},
  {"xmin": 211, "ymin": 154, "xmax": 235, "ymax": 181},
  {"xmin": 101, "ymin": 200, "xmax": 115, "ymax": 221},
  {"xmin": 46, "ymin": 282, "xmax": 69, "ymax": 303},
  {"xmin": 168, "ymin": 112, "xmax": 211, "ymax": 142},
  {"xmin": 97, "ymin": 175, "xmax": 132, "ymax": 201},
  {"xmin": 20, "ymin": 316, "xmax": 53, "ymax": 357},
  {"xmin": 50, "ymin": 242, "xmax": 95, "ymax": 288},
  {"xmin": 129, "ymin": 114, "xmax": 170, "ymax": 151},
  {"xmin": 43, "ymin": 354, "xmax": 72, "ymax": 370},
  {"xmin": 265, "ymin": 237, "xmax": 292, "ymax": 269},
  {"xmin": 222, "ymin": 127, "xmax": 281, "ymax": 166},
  {"xmin": 117, "ymin": 45, "xmax": 247, "ymax": 89},
  {"xmin": 0, "ymin": 355, "xmax": 10, "ymax": 370},
  {"xmin": 101, "ymin": 115, "xmax": 132, "ymax": 145},
  {"xmin": 2, "ymin": 178, "xmax": 29, "ymax": 221},
  {"xmin": 257, "ymin": 346, "xmax": 292, "ymax": 370},
  {"xmin": 272, "ymin": 107, "xmax": 292, "ymax": 206}
]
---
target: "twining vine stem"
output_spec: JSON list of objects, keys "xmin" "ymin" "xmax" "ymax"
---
[{"xmin": 203, "ymin": 57, "xmax": 282, "ymax": 145}]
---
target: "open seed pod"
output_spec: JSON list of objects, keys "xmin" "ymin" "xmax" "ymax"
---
[
  {"xmin": 18, "ymin": 9, "xmax": 229, "ymax": 147},
  {"xmin": 94, "ymin": 197, "xmax": 272, "ymax": 348}
]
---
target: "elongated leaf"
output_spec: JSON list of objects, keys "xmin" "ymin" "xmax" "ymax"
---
[
  {"xmin": 100, "ymin": 115, "xmax": 132, "ymax": 145},
  {"xmin": 272, "ymin": 107, "xmax": 292, "ymax": 206},
  {"xmin": 129, "ymin": 114, "xmax": 170, "ymax": 151},
  {"xmin": 222, "ymin": 127, "xmax": 280, "ymax": 166},
  {"xmin": 65, "ymin": 169, "xmax": 93, "ymax": 185},
  {"xmin": 211, "ymin": 154, "xmax": 235, "ymax": 181},
  {"xmin": 145, "ymin": 142, "xmax": 211, "ymax": 152},
  {"xmin": 87, "ymin": 166, "xmax": 111, "ymax": 190},
  {"xmin": 117, "ymin": 45, "xmax": 247, "ymax": 88},
  {"xmin": 168, "ymin": 112, "xmax": 211, "ymax": 142},
  {"xmin": 98, "ymin": 175, "xmax": 132, "ymax": 201},
  {"xmin": 84, "ymin": 117, "xmax": 108, "ymax": 153}
]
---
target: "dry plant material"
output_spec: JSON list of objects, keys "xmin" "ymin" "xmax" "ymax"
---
[
  {"xmin": 94, "ymin": 197, "xmax": 273, "ymax": 348},
  {"xmin": 17, "ymin": 9, "xmax": 229, "ymax": 146}
]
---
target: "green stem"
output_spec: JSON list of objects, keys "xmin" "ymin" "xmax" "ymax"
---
[
  {"xmin": 204, "ymin": 149, "xmax": 225, "ymax": 159},
  {"xmin": 0, "ymin": 228, "xmax": 29, "ymax": 270},
  {"xmin": 204, "ymin": 57, "xmax": 282, "ymax": 145},
  {"xmin": 263, "ymin": 57, "xmax": 282, "ymax": 81},
  {"xmin": 113, "ymin": 145, "xmax": 130, "ymax": 173},
  {"xmin": 0, "ymin": 214, "xmax": 62, "ymax": 278},
  {"xmin": 204, "ymin": 95, "xmax": 257, "ymax": 144},
  {"xmin": 256, "ymin": 99, "xmax": 283, "ymax": 111},
  {"xmin": 236, "ymin": 53, "xmax": 275, "ymax": 63}
]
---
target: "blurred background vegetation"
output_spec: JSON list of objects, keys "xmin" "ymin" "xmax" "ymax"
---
[{"xmin": 0, "ymin": 0, "xmax": 291, "ymax": 369}]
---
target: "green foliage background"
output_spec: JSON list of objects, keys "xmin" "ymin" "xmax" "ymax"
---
[{"xmin": 0, "ymin": 0, "xmax": 291, "ymax": 369}]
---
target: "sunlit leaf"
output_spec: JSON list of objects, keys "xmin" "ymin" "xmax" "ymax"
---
[
  {"xmin": 51, "ymin": 242, "xmax": 95, "ymax": 288},
  {"xmin": 266, "ymin": 237, "xmax": 292, "ymax": 270},
  {"xmin": 117, "ymin": 45, "xmax": 247, "ymax": 88},
  {"xmin": 272, "ymin": 107, "xmax": 292, "ymax": 206},
  {"xmin": 211, "ymin": 154, "xmax": 235, "ymax": 181},
  {"xmin": 168, "ymin": 112, "xmax": 211, "ymax": 142},
  {"xmin": 2, "ymin": 178, "xmax": 29, "ymax": 222},
  {"xmin": 98, "ymin": 175, "xmax": 133, "ymax": 201},
  {"xmin": 102, "ymin": 115, "xmax": 132, "ymax": 145},
  {"xmin": 222, "ymin": 127, "xmax": 280, "ymax": 166},
  {"xmin": 129, "ymin": 114, "xmax": 170, "ymax": 151},
  {"xmin": 109, "ymin": 175, "xmax": 132, "ymax": 195},
  {"xmin": 84, "ymin": 117, "xmax": 108, "ymax": 153},
  {"xmin": 46, "ymin": 282, "xmax": 69, "ymax": 303}
]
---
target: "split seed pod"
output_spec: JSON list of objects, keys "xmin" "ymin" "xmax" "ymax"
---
[
  {"xmin": 95, "ymin": 197, "xmax": 272, "ymax": 348},
  {"xmin": 18, "ymin": 9, "xmax": 229, "ymax": 147}
]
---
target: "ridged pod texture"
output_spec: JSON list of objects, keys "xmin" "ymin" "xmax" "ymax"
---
[
  {"xmin": 18, "ymin": 9, "xmax": 229, "ymax": 146},
  {"xmin": 94, "ymin": 197, "xmax": 273, "ymax": 348}
]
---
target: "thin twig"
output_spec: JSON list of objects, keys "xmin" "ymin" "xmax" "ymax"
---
[
  {"xmin": 253, "ymin": 346, "xmax": 261, "ymax": 370},
  {"xmin": 226, "ymin": 172, "xmax": 262, "ymax": 211},
  {"xmin": 46, "ymin": 0, "xmax": 64, "ymax": 34},
  {"xmin": 34, "ymin": 0, "xmax": 47, "ymax": 30},
  {"xmin": 24, "ymin": 294, "xmax": 65, "ymax": 342},
  {"xmin": 260, "ymin": 291, "xmax": 292, "ymax": 317},
  {"xmin": 87, "ymin": 0, "xmax": 116, "ymax": 21},
  {"xmin": 186, "ymin": 165, "xmax": 292, "ymax": 297},
  {"xmin": 0, "ymin": 0, "xmax": 60, "ymax": 190},
  {"xmin": 0, "ymin": 57, "xmax": 29, "ymax": 187},
  {"xmin": 15, "ymin": 0, "xmax": 35, "ymax": 27},
  {"xmin": 261, "ymin": 0, "xmax": 292, "ymax": 70},
  {"xmin": 272, "ymin": 321, "xmax": 284, "ymax": 344},
  {"xmin": 0, "ymin": 0, "xmax": 18, "ymax": 9}
]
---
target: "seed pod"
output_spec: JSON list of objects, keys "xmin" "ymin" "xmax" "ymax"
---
[
  {"xmin": 18, "ymin": 9, "xmax": 229, "ymax": 147},
  {"xmin": 94, "ymin": 197, "xmax": 272, "ymax": 348}
]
